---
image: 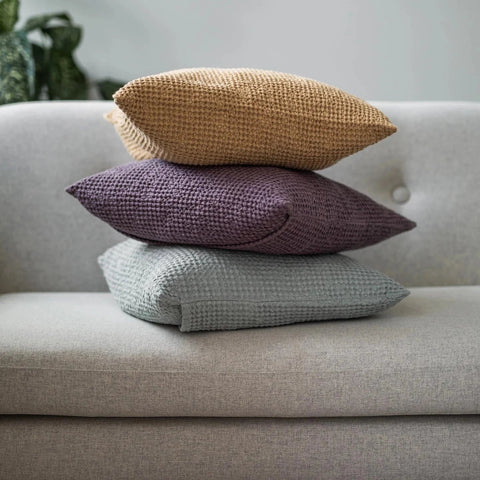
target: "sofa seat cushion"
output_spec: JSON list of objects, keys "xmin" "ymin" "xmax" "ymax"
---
[{"xmin": 1, "ymin": 287, "xmax": 479, "ymax": 417}]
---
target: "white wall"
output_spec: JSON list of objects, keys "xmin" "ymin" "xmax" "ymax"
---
[{"xmin": 20, "ymin": 0, "xmax": 480, "ymax": 100}]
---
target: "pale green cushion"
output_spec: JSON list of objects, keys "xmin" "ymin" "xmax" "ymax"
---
[{"xmin": 98, "ymin": 240, "xmax": 408, "ymax": 332}]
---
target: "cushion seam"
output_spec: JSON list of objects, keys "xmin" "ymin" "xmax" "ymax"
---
[{"xmin": 178, "ymin": 292, "xmax": 406, "ymax": 306}]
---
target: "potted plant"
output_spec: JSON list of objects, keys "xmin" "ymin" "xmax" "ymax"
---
[{"xmin": 0, "ymin": 0, "xmax": 123, "ymax": 104}]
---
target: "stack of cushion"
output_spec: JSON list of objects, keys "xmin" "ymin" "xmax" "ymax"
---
[{"xmin": 67, "ymin": 68, "xmax": 415, "ymax": 332}]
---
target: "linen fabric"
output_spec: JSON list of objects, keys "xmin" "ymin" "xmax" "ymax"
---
[
  {"xmin": 1, "ymin": 287, "xmax": 479, "ymax": 416},
  {"xmin": 66, "ymin": 159, "xmax": 415, "ymax": 255},
  {"xmin": 111, "ymin": 68, "xmax": 397, "ymax": 168},
  {"xmin": 97, "ymin": 240, "xmax": 408, "ymax": 332},
  {"xmin": 2, "ymin": 416, "xmax": 479, "ymax": 480}
]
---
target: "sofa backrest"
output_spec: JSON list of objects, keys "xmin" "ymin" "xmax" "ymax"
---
[{"xmin": 0, "ymin": 101, "xmax": 478, "ymax": 292}]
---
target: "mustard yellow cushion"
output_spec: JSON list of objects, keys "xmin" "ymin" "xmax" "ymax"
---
[
  {"xmin": 109, "ymin": 68, "xmax": 397, "ymax": 170},
  {"xmin": 104, "ymin": 108, "xmax": 154, "ymax": 161}
]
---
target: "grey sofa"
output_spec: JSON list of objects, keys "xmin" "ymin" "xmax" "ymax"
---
[{"xmin": 0, "ymin": 101, "xmax": 479, "ymax": 479}]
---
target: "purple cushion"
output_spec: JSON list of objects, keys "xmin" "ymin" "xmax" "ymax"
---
[{"xmin": 67, "ymin": 159, "xmax": 415, "ymax": 254}]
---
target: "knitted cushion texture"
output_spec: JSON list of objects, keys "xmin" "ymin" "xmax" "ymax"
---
[
  {"xmin": 111, "ymin": 68, "xmax": 397, "ymax": 169},
  {"xmin": 67, "ymin": 159, "xmax": 416, "ymax": 255},
  {"xmin": 104, "ymin": 107, "xmax": 154, "ymax": 161},
  {"xmin": 99, "ymin": 240, "xmax": 409, "ymax": 332}
]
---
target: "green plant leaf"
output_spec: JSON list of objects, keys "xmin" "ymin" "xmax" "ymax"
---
[
  {"xmin": 97, "ymin": 78, "xmax": 125, "ymax": 100},
  {"xmin": 22, "ymin": 12, "xmax": 71, "ymax": 33},
  {"xmin": 43, "ymin": 25, "xmax": 82, "ymax": 53},
  {"xmin": 0, "ymin": 0, "xmax": 19, "ymax": 33},
  {"xmin": 47, "ymin": 49, "xmax": 87, "ymax": 100},
  {"xmin": 0, "ymin": 31, "xmax": 34, "ymax": 104},
  {"xmin": 31, "ymin": 42, "xmax": 48, "ymax": 100}
]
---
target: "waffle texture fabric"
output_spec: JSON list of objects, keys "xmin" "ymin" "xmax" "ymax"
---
[
  {"xmin": 66, "ymin": 159, "xmax": 416, "ymax": 255},
  {"xmin": 110, "ymin": 68, "xmax": 397, "ymax": 169},
  {"xmin": 104, "ymin": 108, "xmax": 153, "ymax": 161},
  {"xmin": 98, "ymin": 240, "xmax": 409, "ymax": 332}
]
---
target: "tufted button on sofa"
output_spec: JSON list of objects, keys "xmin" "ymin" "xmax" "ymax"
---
[
  {"xmin": 1, "ymin": 101, "xmax": 479, "ymax": 479},
  {"xmin": 391, "ymin": 185, "xmax": 410, "ymax": 203}
]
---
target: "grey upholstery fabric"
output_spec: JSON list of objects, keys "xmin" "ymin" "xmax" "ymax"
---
[
  {"xmin": 0, "ymin": 102, "xmax": 127, "ymax": 293},
  {"xmin": 99, "ymin": 240, "xmax": 408, "ymax": 332},
  {"xmin": 327, "ymin": 102, "xmax": 480, "ymax": 286},
  {"xmin": 1, "ymin": 101, "xmax": 479, "ymax": 291},
  {"xmin": 1, "ymin": 415, "xmax": 479, "ymax": 480},
  {"xmin": 1, "ymin": 287, "xmax": 479, "ymax": 417}
]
